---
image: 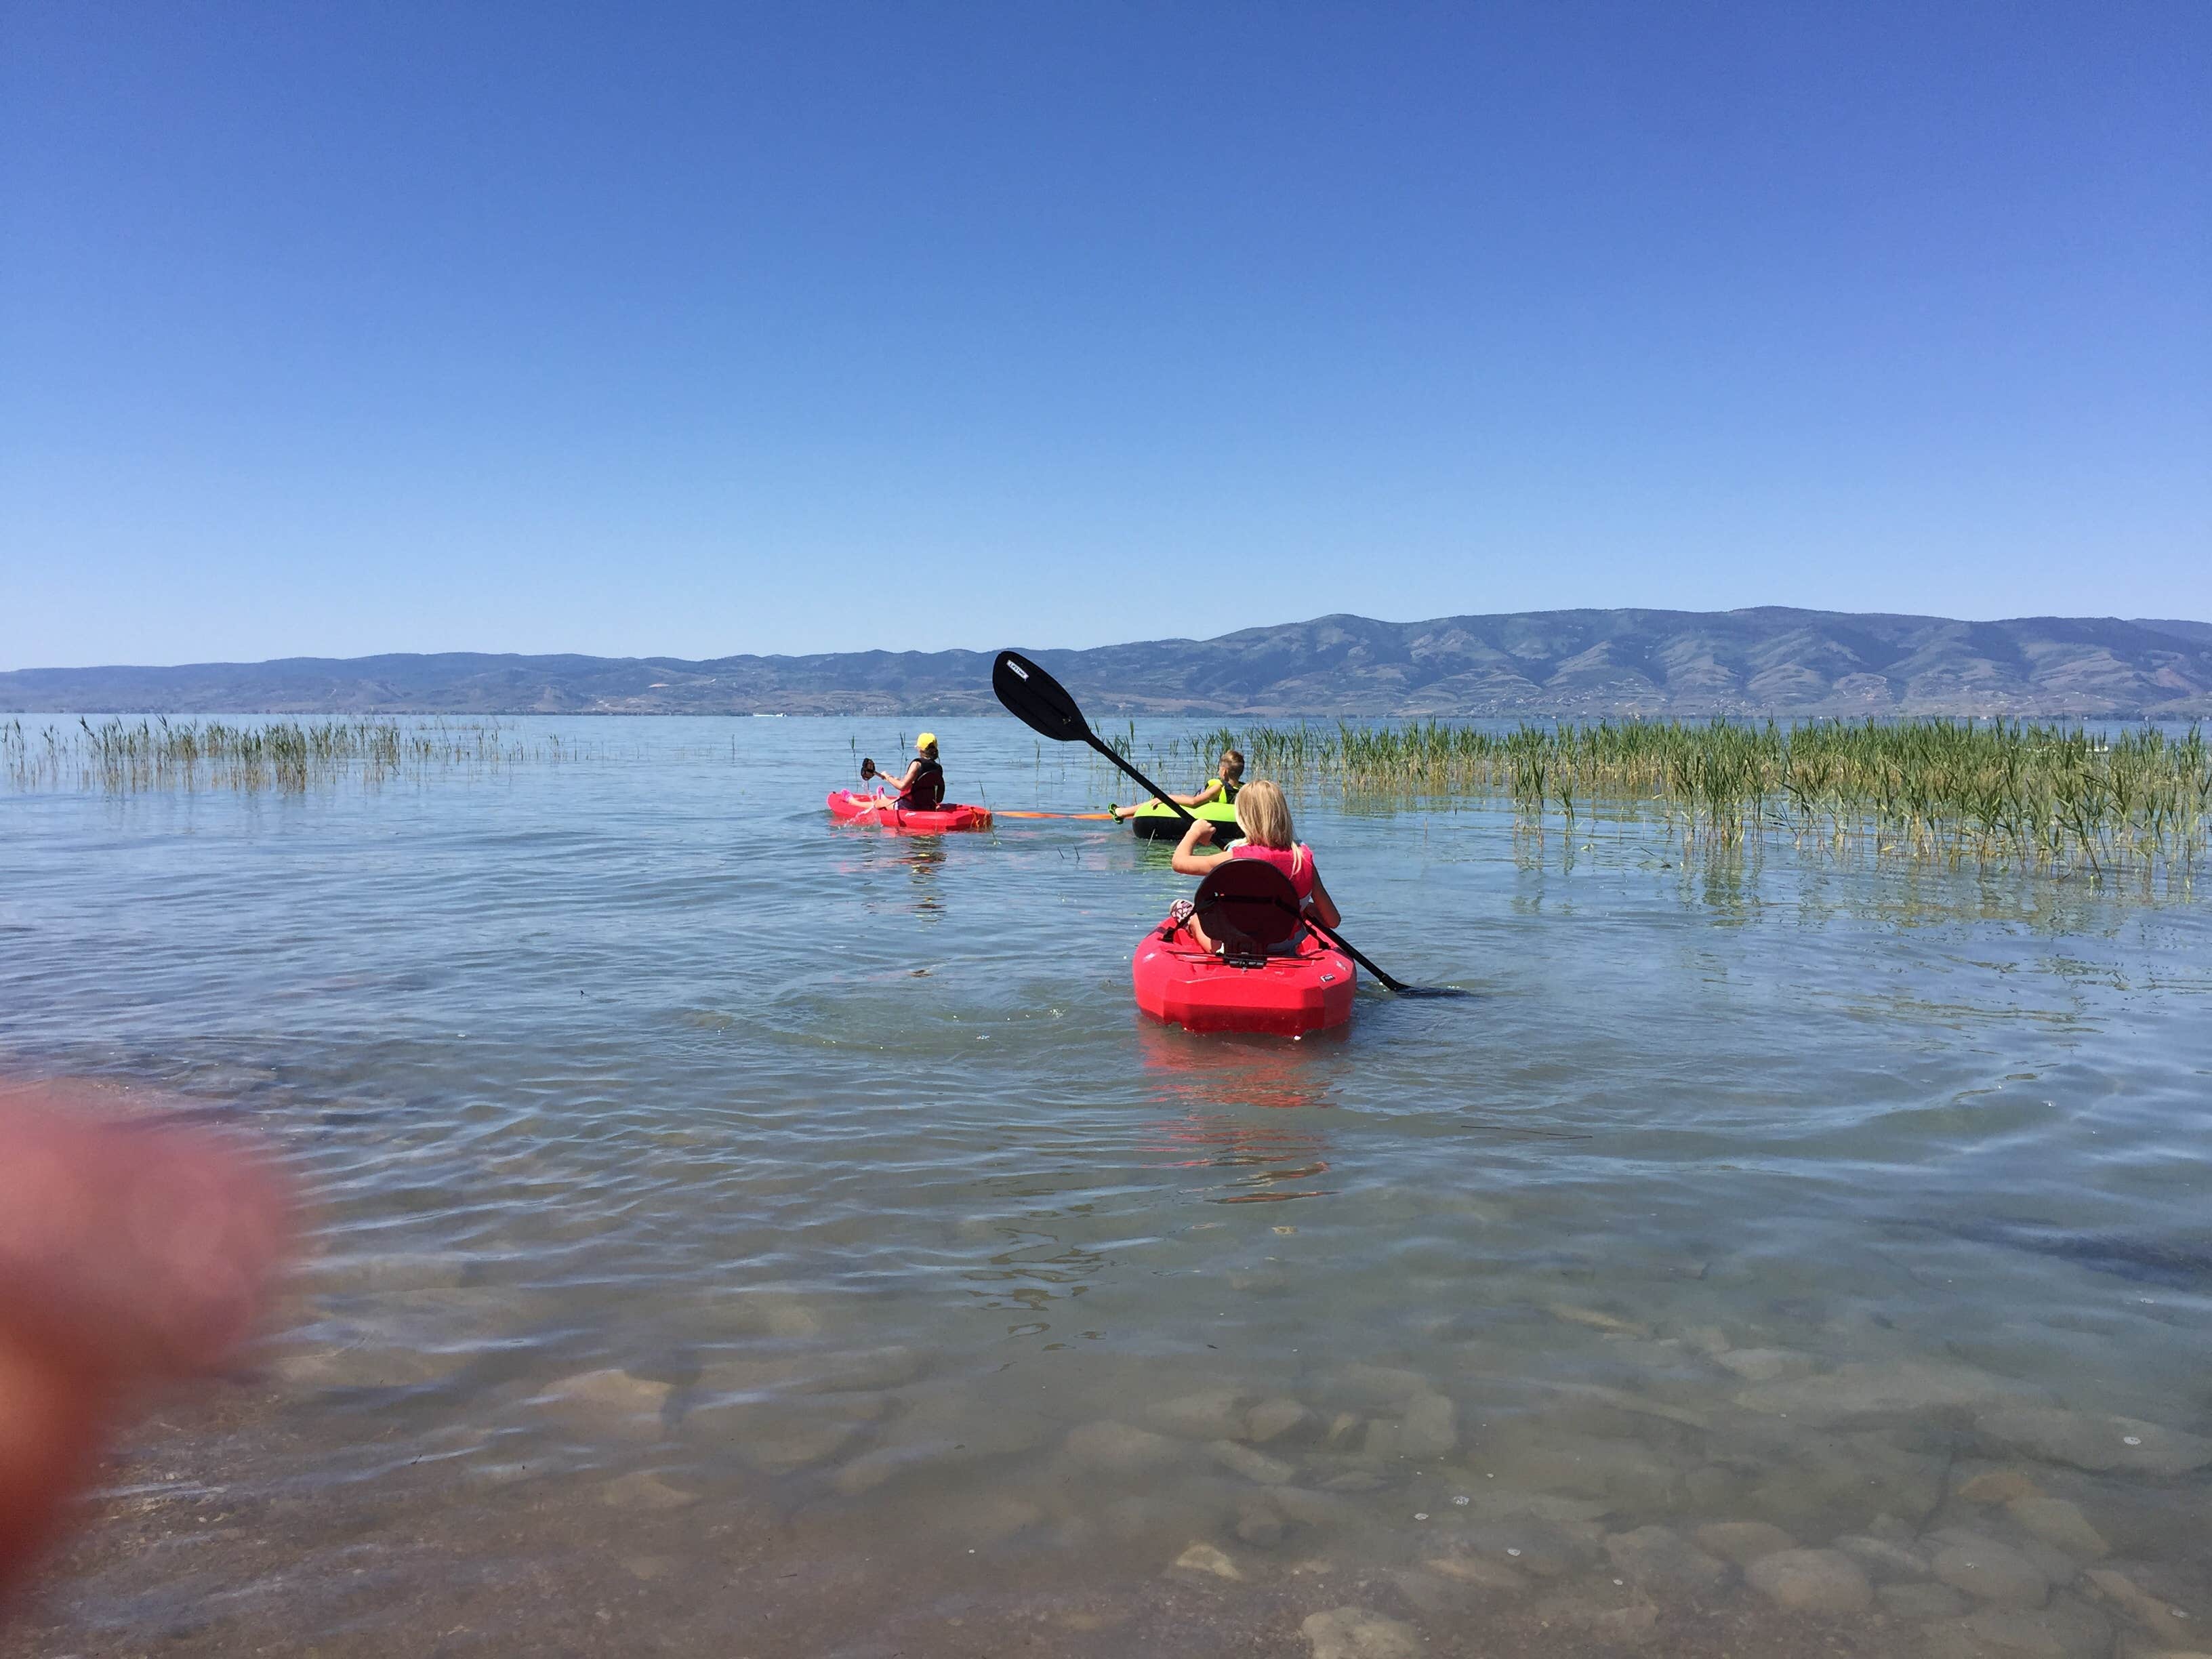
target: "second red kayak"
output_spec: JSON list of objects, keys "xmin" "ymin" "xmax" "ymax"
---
[
  {"xmin": 826, "ymin": 790, "xmax": 992, "ymax": 834},
  {"xmin": 1132, "ymin": 915, "xmax": 1355, "ymax": 1036}
]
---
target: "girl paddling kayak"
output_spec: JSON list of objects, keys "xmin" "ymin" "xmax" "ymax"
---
[{"xmin": 1165, "ymin": 779, "xmax": 1340, "ymax": 955}]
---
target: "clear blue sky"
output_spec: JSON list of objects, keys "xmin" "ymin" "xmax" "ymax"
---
[{"xmin": 3, "ymin": 1, "xmax": 2206, "ymax": 670}]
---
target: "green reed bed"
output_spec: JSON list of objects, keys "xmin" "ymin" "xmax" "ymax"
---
[
  {"xmin": 1181, "ymin": 718, "xmax": 2211, "ymax": 880},
  {"xmin": 2, "ymin": 717, "xmax": 589, "ymax": 794}
]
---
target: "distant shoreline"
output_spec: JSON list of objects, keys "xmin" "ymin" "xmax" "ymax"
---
[{"xmin": 4, "ymin": 607, "xmax": 2209, "ymax": 720}]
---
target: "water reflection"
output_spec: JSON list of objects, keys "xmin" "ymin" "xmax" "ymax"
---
[
  {"xmin": 830, "ymin": 834, "xmax": 950, "ymax": 918},
  {"xmin": 1139, "ymin": 1112, "xmax": 1336, "ymax": 1204},
  {"xmin": 1134, "ymin": 1020, "xmax": 1345, "ymax": 1114}
]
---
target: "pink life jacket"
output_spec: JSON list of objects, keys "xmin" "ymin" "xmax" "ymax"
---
[{"xmin": 1228, "ymin": 841, "xmax": 1317, "ymax": 903}]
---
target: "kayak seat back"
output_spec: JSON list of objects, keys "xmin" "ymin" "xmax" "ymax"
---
[{"xmin": 1191, "ymin": 859, "xmax": 1305, "ymax": 965}]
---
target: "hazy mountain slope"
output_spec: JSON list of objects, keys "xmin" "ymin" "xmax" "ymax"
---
[{"xmin": 4, "ymin": 609, "xmax": 2208, "ymax": 717}]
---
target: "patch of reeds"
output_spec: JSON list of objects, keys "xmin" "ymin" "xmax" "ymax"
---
[
  {"xmin": 1176, "ymin": 718, "xmax": 2211, "ymax": 881},
  {"xmin": 2, "ymin": 716, "xmax": 591, "ymax": 795}
]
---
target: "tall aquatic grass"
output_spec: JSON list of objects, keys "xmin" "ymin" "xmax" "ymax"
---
[
  {"xmin": 1, "ymin": 716, "xmax": 591, "ymax": 794},
  {"xmin": 1168, "ymin": 717, "xmax": 2211, "ymax": 882}
]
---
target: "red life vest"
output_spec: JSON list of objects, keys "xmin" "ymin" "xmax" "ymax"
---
[{"xmin": 1228, "ymin": 841, "xmax": 1316, "ymax": 903}]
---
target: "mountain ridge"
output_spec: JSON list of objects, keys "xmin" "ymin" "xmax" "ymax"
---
[{"xmin": 5, "ymin": 607, "xmax": 2209, "ymax": 718}]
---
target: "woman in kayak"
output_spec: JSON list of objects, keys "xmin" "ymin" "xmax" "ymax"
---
[
  {"xmin": 1166, "ymin": 778, "xmax": 1340, "ymax": 953},
  {"xmin": 857, "ymin": 734, "xmax": 946, "ymax": 813},
  {"xmin": 1111, "ymin": 748, "xmax": 1244, "ymax": 821}
]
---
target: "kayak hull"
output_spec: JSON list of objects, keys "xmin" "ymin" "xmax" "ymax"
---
[
  {"xmin": 826, "ymin": 790, "xmax": 992, "ymax": 834},
  {"xmin": 1130, "ymin": 800, "xmax": 1240, "ymax": 840},
  {"xmin": 1132, "ymin": 918, "xmax": 1355, "ymax": 1036}
]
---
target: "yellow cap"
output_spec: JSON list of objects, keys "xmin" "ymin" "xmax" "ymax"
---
[{"xmin": 916, "ymin": 733, "xmax": 937, "ymax": 751}]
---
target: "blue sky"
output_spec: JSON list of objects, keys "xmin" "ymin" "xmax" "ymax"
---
[{"xmin": 3, "ymin": 1, "xmax": 2206, "ymax": 670}]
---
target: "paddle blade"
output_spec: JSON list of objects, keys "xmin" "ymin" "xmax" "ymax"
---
[{"xmin": 992, "ymin": 651, "xmax": 1090, "ymax": 744}]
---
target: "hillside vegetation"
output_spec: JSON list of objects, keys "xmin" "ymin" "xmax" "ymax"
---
[{"xmin": 3, "ymin": 608, "xmax": 2209, "ymax": 718}]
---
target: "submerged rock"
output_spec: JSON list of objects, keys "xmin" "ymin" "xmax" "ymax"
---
[
  {"xmin": 1323, "ymin": 1364, "xmax": 1435, "ymax": 1412},
  {"xmin": 1246, "ymin": 1397, "xmax": 1320, "ymax": 1445},
  {"xmin": 538, "ymin": 1368, "xmax": 674, "ymax": 1437},
  {"xmin": 1732, "ymin": 1425, "xmax": 1947, "ymax": 1534},
  {"xmin": 1319, "ymin": 1470, "xmax": 1391, "ymax": 1494},
  {"xmin": 1065, "ymin": 1420, "xmax": 1183, "ymax": 1475},
  {"xmin": 1692, "ymin": 1520, "xmax": 1796, "ymax": 1567},
  {"xmin": 1713, "ymin": 1347, "xmax": 1814, "ymax": 1384},
  {"xmin": 1147, "ymin": 1387, "xmax": 1251, "ymax": 1440},
  {"xmin": 597, "ymin": 1471, "xmax": 696, "ymax": 1511},
  {"xmin": 1546, "ymin": 1303, "xmax": 1651, "ymax": 1338},
  {"xmin": 1209, "ymin": 1439, "xmax": 1296, "ymax": 1485},
  {"xmin": 1170, "ymin": 1541, "xmax": 1243, "ymax": 1582},
  {"xmin": 2082, "ymin": 1567, "xmax": 2200, "ymax": 1647},
  {"xmin": 1452, "ymin": 1516, "xmax": 1598, "ymax": 1580},
  {"xmin": 1300, "ymin": 1605, "xmax": 1422, "ymax": 1659},
  {"xmin": 274, "ymin": 1335, "xmax": 471, "ymax": 1391},
  {"xmin": 1234, "ymin": 1494, "xmax": 1286, "ymax": 1549},
  {"xmin": 1482, "ymin": 1429, "xmax": 1687, "ymax": 1510},
  {"xmin": 826, "ymin": 1434, "xmax": 997, "ymax": 1498},
  {"xmin": 2008, "ymin": 1495, "xmax": 2110, "ymax": 1561},
  {"xmin": 733, "ymin": 1412, "xmax": 869, "ymax": 1473},
  {"xmin": 1603, "ymin": 1525, "xmax": 1731, "ymax": 1595},
  {"xmin": 1832, "ymin": 1532, "xmax": 1930, "ymax": 1582},
  {"xmin": 1931, "ymin": 1532, "xmax": 2050, "ymax": 1607},
  {"xmin": 1957, "ymin": 1467, "xmax": 2043, "ymax": 1505},
  {"xmin": 1397, "ymin": 1391, "xmax": 1458, "ymax": 1456},
  {"xmin": 1977, "ymin": 1408, "xmax": 2212, "ymax": 1478},
  {"xmin": 887, "ymin": 1391, "xmax": 1051, "ymax": 1458},
  {"xmin": 1736, "ymin": 1359, "xmax": 2033, "ymax": 1429},
  {"xmin": 1745, "ymin": 1548, "xmax": 1873, "ymax": 1615}
]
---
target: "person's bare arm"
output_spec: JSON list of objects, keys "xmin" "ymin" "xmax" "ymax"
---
[
  {"xmin": 1305, "ymin": 873, "xmax": 1342, "ymax": 930},
  {"xmin": 1170, "ymin": 817, "xmax": 1223, "ymax": 874}
]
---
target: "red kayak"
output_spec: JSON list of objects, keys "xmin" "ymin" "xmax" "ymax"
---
[
  {"xmin": 1132, "ymin": 915, "xmax": 1355, "ymax": 1036},
  {"xmin": 826, "ymin": 790, "xmax": 992, "ymax": 834}
]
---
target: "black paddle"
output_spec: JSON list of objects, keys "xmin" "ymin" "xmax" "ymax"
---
[{"xmin": 991, "ymin": 650, "xmax": 1460, "ymax": 998}]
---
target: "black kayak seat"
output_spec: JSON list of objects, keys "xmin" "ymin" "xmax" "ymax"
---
[{"xmin": 1191, "ymin": 858, "xmax": 1305, "ymax": 961}]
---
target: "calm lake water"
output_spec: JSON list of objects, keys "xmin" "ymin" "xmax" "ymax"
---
[{"xmin": 2, "ymin": 715, "xmax": 2207, "ymax": 1659}]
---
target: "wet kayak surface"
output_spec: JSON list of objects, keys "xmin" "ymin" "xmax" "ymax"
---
[{"xmin": 2, "ymin": 714, "xmax": 2207, "ymax": 1659}]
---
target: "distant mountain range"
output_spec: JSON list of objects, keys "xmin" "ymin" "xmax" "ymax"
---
[{"xmin": 5, "ymin": 609, "xmax": 2211, "ymax": 719}]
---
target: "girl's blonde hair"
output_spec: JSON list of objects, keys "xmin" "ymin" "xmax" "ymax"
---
[
  {"xmin": 1233, "ymin": 779, "xmax": 1294, "ymax": 849},
  {"xmin": 1218, "ymin": 749, "xmax": 1245, "ymax": 781}
]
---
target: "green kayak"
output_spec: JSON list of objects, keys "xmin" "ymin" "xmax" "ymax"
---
[{"xmin": 1128, "ymin": 799, "xmax": 1240, "ymax": 841}]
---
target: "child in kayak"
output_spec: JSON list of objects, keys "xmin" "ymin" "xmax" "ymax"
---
[
  {"xmin": 857, "ymin": 735, "xmax": 946, "ymax": 813},
  {"xmin": 1111, "ymin": 749, "xmax": 1244, "ymax": 821},
  {"xmin": 1167, "ymin": 778, "xmax": 1340, "ymax": 952}
]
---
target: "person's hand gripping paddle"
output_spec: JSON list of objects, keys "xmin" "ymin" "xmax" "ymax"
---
[{"xmin": 990, "ymin": 650, "xmax": 1462, "ymax": 998}]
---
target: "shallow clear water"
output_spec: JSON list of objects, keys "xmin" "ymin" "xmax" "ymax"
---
[{"xmin": 3, "ymin": 716, "xmax": 2207, "ymax": 1658}]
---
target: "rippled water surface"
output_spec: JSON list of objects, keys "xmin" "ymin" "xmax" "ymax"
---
[{"xmin": 3, "ymin": 716, "xmax": 2208, "ymax": 1658}]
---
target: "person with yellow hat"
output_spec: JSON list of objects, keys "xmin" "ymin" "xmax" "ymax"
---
[{"xmin": 855, "ymin": 733, "xmax": 946, "ymax": 814}]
